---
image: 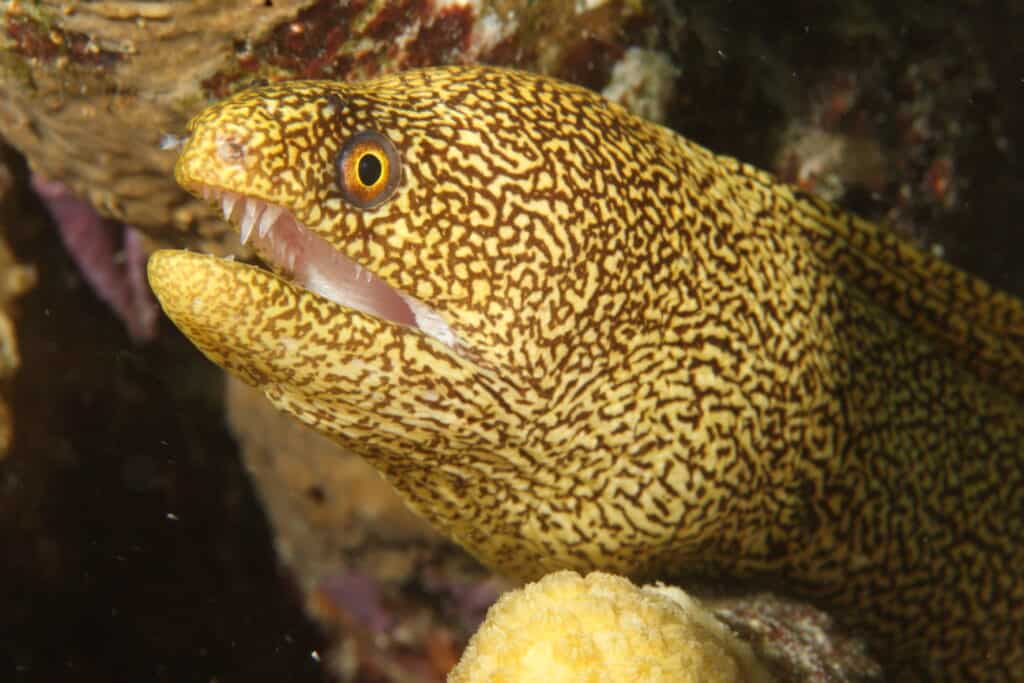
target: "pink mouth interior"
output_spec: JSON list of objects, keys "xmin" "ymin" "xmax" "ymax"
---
[{"xmin": 198, "ymin": 186, "xmax": 457, "ymax": 346}]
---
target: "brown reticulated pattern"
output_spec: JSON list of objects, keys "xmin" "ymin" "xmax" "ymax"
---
[{"xmin": 162, "ymin": 66, "xmax": 1023, "ymax": 679}]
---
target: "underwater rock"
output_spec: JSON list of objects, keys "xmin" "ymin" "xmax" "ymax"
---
[
  {"xmin": 30, "ymin": 175, "xmax": 157, "ymax": 342},
  {"xmin": 602, "ymin": 47, "xmax": 680, "ymax": 124},
  {"xmin": 712, "ymin": 593, "xmax": 882, "ymax": 682}
]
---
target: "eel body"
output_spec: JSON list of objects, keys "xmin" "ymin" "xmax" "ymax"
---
[{"xmin": 148, "ymin": 66, "xmax": 1024, "ymax": 679}]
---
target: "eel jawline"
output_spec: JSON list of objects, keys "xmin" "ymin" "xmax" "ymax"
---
[{"xmin": 197, "ymin": 185, "xmax": 459, "ymax": 348}]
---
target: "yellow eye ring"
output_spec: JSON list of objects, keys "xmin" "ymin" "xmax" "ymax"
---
[{"xmin": 335, "ymin": 130, "xmax": 401, "ymax": 209}]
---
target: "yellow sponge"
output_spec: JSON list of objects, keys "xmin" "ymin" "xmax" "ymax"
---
[{"xmin": 448, "ymin": 571, "xmax": 774, "ymax": 683}]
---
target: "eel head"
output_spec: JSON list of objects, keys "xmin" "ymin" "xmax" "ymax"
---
[{"xmin": 150, "ymin": 67, "xmax": 748, "ymax": 577}]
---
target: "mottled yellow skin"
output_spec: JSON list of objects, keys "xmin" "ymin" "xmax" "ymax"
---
[{"xmin": 149, "ymin": 66, "xmax": 1024, "ymax": 679}]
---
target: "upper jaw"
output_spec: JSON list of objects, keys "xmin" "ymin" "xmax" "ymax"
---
[{"xmin": 195, "ymin": 182, "xmax": 460, "ymax": 349}]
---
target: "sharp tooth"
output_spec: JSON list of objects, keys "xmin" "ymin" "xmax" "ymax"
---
[
  {"xmin": 402, "ymin": 294, "xmax": 459, "ymax": 347},
  {"xmin": 258, "ymin": 204, "xmax": 282, "ymax": 238},
  {"xmin": 240, "ymin": 200, "xmax": 261, "ymax": 245},
  {"xmin": 221, "ymin": 194, "xmax": 237, "ymax": 220}
]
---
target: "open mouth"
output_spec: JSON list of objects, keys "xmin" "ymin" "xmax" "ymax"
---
[{"xmin": 198, "ymin": 185, "xmax": 459, "ymax": 348}]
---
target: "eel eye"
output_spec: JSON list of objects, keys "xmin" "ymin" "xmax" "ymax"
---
[{"xmin": 335, "ymin": 130, "xmax": 401, "ymax": 209}]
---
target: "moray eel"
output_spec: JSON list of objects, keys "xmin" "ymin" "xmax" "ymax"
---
[{"xmin": 148, "ymin": 66, "xmax": 1023, "ymax": 679}]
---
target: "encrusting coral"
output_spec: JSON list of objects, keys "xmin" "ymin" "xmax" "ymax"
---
[{"xmin": 447, "ymin": 571, "xmax": 775, "ymax": 683}]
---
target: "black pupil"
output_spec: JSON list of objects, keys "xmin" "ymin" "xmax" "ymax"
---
[{"xmin": 357, "ymin": 153, "xmax": 383, "ymax": 186}]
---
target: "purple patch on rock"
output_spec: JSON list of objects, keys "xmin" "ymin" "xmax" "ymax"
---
[
  {"xmin": 421, "ymin": 568, "xmax": 503, "ymax": 632},
  {"xmin": 318, "ymin": 569, "xmax": 395, "ymax": 635},
  {"xmin": 31, "ymin": 174, "xmax": 158, "ymax": 342}
]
